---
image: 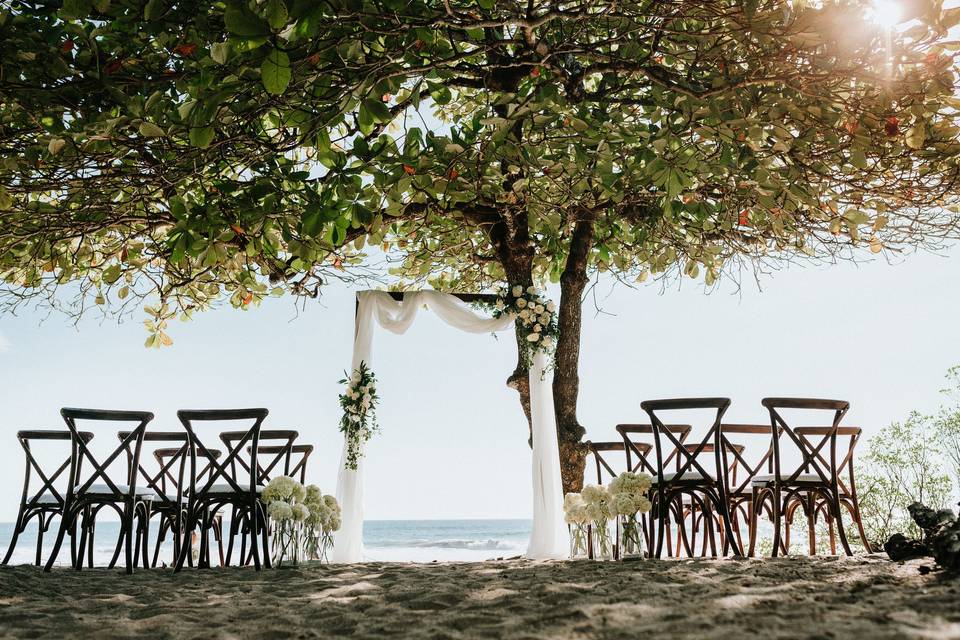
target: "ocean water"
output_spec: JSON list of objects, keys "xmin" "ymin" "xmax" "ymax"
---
[{"xmin": 0, "ymin": 519, "xmax": 532, "ymax": 566}]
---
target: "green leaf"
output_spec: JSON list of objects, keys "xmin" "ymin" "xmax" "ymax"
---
[
  {"xmin": 361, "ymin": 98, "xmax": 391, "ymax": 124},
  {"xmin": 190, "ymin": 125, "xmax": 215, "ymax": 148},
  {"xmin": 210, "ymin": 42, "xmax": 230, "ymax": 64},
  {"xmin": 224, "ymin": 4, "xmax": 271, "ymax": 38},
  {"xmin": 264, "ymin": 0, "xmax": 288, "ymax": 30},
  {"xmin": 905, "ymin": 124, "xmax": 926, "ymax": 150},
  {"xmin": 144, "ymin": 0, "xmax": 165, "ymax": 20},
  {"xmin": 850, "ymin": 148, "xmax": 867, "ymax": 169},
  {"xmin": 0, "ymin": 186, "xmax": 11, "ymax": 210},
  {"xmin": 138, "ymin": 122, "xmax": 166, "ymax": 138},
  {"xmin": 261, "ymin": 48, "xmax": 291, "ymax": 95}
]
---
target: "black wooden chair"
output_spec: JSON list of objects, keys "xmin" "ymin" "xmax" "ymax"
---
[
  {"xmin": 219, "ymin": 430, "xmax": 301, "ymax": 566},
  {"xmin": 174, "ymin": 408, "xmax": 268, "ymax": 571},
  {"xmin": 117, "ymin": 430, "xmax": 224, "ymax": 567},
  {"xmin": 640, "ymin": 398, "xmax": 742, "ymax": 558},
  {"xmin": 3, "ymin": 430, "xmax": 93, "ymax": 566},
  {"xmin": 43, "ymin": 408, "xmax": 155, "ymax": 574},
  {"xmin": 751, "ymin": 398, "xmax": 870, "ymax": 556}
]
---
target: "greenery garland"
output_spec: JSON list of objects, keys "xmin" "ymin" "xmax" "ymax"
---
[{"xmin": 338, "ymin": 361, "xmax": 379, "ymax": 470}]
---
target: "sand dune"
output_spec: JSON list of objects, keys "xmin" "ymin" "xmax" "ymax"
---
[{"xmin": 0, "ymin": 555, "xmax": 957, "ymax": 639}]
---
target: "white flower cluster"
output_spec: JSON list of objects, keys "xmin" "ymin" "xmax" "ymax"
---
[
  {"xmin": 563, "ymin": 472, "xmax": 653, "ymax": 524},
  {"xmin": 263, "ymin": 475, "xmax": 309, "ymax": 523},
  {"xmin": 304, "ymin": 485, "xmax": 342, "ymax": 534},
  {"xmin": 608, "ymin": 472, "xmax": 653, "ymax": 517},
  {"xmin": 339, "ymin": 361, "xmax": 379, "ymax": 470},
  {"xmin": 491, "ymin": 284, "xmax": 558, "ymax": 358}
]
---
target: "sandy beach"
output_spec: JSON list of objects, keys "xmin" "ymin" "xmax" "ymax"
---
[{"xmin": 0, "ymin": 555, "xmax": 957, "ymax": 639}]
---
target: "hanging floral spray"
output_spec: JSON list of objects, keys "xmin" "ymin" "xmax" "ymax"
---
[{"xmin": 338, "ymin": 361, "xmax": 379, "ymax": 470}]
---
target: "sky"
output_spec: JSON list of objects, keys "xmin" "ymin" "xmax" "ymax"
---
[{"xmin": 0, "ymin": 244, "xmax": 958, "ymax": 522}]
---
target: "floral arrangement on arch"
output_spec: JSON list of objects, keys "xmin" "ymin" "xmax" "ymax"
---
[
  {"xmin": 338, "ymin": 361, "xmax": 379, "ymax": 470},
  {"xmin": 491, "ymin": 284, "xmax": 558, "ymax": 363},
  {"xmin": 262, "ymin": 476, "xmax": 341, "ymax": 566}
]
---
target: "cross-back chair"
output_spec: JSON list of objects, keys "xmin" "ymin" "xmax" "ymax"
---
[
  {"xmin": 174, "ymin": 408, "xmax": 269, "ymax": 571},
  {"xmin": 218, "ymin": 430, "xmax": 302, "ymax": 566},
  {"xmin": 640, "ymin": 398, "xmax": 743, "ymax": 558},
  {"xmin": 3, "ymin": 430, "xmax": 93, "ymax": 567},
  {"xmin": 718, "ymin": 424, "xmax": 774, "ymax": 556},
  {"xmin": 752, "ymin": 398, "xmax": 867, "ymax": 557},
  {"xmin": 116, "ymin": 430, "xmax": 224, "ymax": 568},
  {"xmin": 43, "ymin": 408, "xmax": 155, "ymax": 574}
]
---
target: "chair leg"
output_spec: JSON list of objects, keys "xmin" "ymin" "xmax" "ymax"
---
[
  {"xmin": 831, "ymin": 493, "xmax": 854, "ymax": 556},
  {"xmin": 43, "ymin": 508, "xmax": 73, "ymax": 572},
  {"xmin": 153, "ymin": 519, "xmax": 167, "ymax": 568},
  {"xmin": 852, "ymin": 504, "xmax": 873, "ymax": 553},
  {"xmin": 260, "ymin": 509, "xmax": 272, "ymax": 569},
  {"xmin": 174, "ymin": 509, "xmax": 196, "ymax": 573},
  {"xmin": 140, "ymin": 504, "xmax": 151, "ymax": 569},
  {"xmin": 807, "ymin": 494, "xmax": 817, "ymax": 556},
  {"xmin": 124, "ymin": 503, "xmax": 135, "ymax": 574},
  {"xmin": 34, "ymin": 513, "xmax": 46, "ymax": 567},
  {"xmin": 747, "ymin": 494, "xmax": 759, "ymax": 558},
  {"xmin": 2, "ymin": 507, "xmax": 26, "ymax": 566},
  {"xmin": 249, "ymin": 506, "xmax": 262, "ymax": 571},
  {"xmin": 770, "ymin": 490, "xmax": 783, "ymax": 558},
  {"xmin": 75, "ymin": 507, "xmax": 90, "ymax": 571},
  {"xmin": 654, "ymin": 491, "xmax": 667, "ymax": 559}
]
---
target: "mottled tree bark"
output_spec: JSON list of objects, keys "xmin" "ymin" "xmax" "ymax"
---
[{"xmin": 553, "ymin": 211, "xmax": 594, "ymax": 493}]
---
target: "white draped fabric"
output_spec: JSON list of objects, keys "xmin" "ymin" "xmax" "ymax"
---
[{"xmin": 331, "ymin": 290, "xmax": 567, "ymax": 562}]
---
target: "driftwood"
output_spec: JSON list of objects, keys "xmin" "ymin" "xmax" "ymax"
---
[{"xmin": 884, "ymin": 502, "xmax": 960, "ymax": 572}]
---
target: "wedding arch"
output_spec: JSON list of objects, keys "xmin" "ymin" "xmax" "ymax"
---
[{"xmin": 331, "ymin": 289, "xmax": 567, "ymax": 562}]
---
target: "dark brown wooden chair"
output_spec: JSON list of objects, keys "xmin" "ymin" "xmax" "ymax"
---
[
  {"xmin": 3, "ymin": 430, "xmax": 93, "ymax": 567},
  {"xmin": 719, "ymin": 424, "xmax": 775, "ymax": 556},
  {"xmin": 218, "ymin": 430, "xmax": 308, "ymax": 567},
  {"xmin": 751, "ymin": 398, "xmax": 870, "ymax": 556},
  {"xmin": 174, "ymin": 408, "xmax": 269, "ymax": 571},
  {"xmin": 116, "ymin": 431, "xmax": 224, "ymax": 567},
  {"xmin": 616, "ymin": 424, "xmax": 693, "ymax": 556},
  {"xmin": 640, "ymin": 398, "xmax": 743, "ymax": 558},
  {"xmin": 43, "ymin": 408, "xmax": 155, "ymax": 574}
]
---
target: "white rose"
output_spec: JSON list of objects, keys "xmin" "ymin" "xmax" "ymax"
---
[
  {"xmin": 495, "ymin": 300, "xmax": 505, "ymax": 311},
  {"xmin": 546, "ymin": 301, "xmax": 556, "ymax": 312},
  {"xmin": 512, "ymin": 285, "xmax": 523, "ymax": 297},
  {"xmin": 527, "ymin": 333, "xmax": 540, "ymax": 342},
  {"xmin": 534, "ymin": 324, "xmax": 542, "ymax": 332},
  {"xmin": 519, "ymin": 309, "xmax": 529, "ymax": 319},
  {"xmin": 534, "ymin": 304, "xmax": 544, "ymax": 314},
  {"xmin": 526, "ymin": 286, "xmax": 536, "ymax": 295},
  {"xmin": 540, "ymin": 313, "xmax": 551, "ymax": 325},
  {"xmin": 542, "ymin": 336, "xmax": 553, "ymax": 349},
  {"xmin": 516, "ymin": 298, "xmax": 527, "ymax": 308}
]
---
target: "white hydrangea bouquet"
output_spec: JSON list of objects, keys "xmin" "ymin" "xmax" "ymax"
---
[
  {"xmin": 338, "ymin": 361, "xmax": 379, "ymax": 470},
  {"xmin": 490, "ymin": 284, "xmax": 558, "ymax": 364},
  {"xmin": 262, "ymin": 475, "xmax": 309, "ymax": 566},
  {"xmin": 582, "ymin": 484, "xmax": 616, "ymax": 560},
  {"xmin": 609, "ymin": 472, "xmax": 653, "ymax": 559},
  {"xmin": 563, "ymin": 492, "xmax": 590, "ymax": 559},
  {"xmin": 303, "ymin": 485, "xmax": 342, "ymax": 563}
]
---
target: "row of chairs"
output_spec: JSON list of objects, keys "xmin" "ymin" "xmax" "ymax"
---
[
  {"xmin": 3, "ymin": 408, "xmax": 313, "ymax": 573},
  {"xmin": 585, "ymin": 397, "xmax": 872, "ymax": 558}
]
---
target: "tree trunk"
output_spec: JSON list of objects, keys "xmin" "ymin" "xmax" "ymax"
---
[{"xmin": 553, "ymin": 211, "xmax": 594, "ymax": 493}]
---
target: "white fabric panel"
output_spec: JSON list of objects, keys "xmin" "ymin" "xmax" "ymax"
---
[{"xmin": 331, "ymin": 290, "xmax": 567, "ymax": 563}]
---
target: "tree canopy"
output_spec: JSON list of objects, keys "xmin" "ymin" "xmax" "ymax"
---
[{"xmin": 2, "ymin": 0, "xmax": 960, "ymax": 350}]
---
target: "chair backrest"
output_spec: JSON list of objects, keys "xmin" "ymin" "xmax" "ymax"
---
[
  {"xmin": 640, "ymin": 398, "xmax": 731, "ymax": 486},
  {"xmin": 117, "ymin": 431, "xmax": 222, "ymax": 506},
  {"xmin": 584, "ymin": 441, "xmax": 629, "ymax": 484},
  {"xmin": 719, "ymin": 424, "xmax": 774, "ymax": 495},
  {"xmin": 616, "ymin": 423, "xmax": 691, "ymax": 474},
  {"xmin": 60, "ymin": 408, "xmax": 154, "ymax": 500},
  {"xmin": 178, "ymin": 409, "xmax": 268, "ymax": 496},
  {"xmin": 220, "ymin": 429, "xmax": 298, "ymax": 486},
  {"xmin": 15, "ymin": 430, "xmax": 94, "ymax": 508},
  {"xmin": 761, "ymin": 398, "xmax": 850, "ymax": 487},
  {"xmin": 246, "ymin": 443, "xmax": 313, "ymax": 484}
]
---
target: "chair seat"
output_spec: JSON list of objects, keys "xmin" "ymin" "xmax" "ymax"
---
[
  {"xmin": 751, "ymin": 474, "xmax": 825, "ymax": 486},
  {"xmin": 653, "ymin": 471, "xmax": 715, "ymax": 483},
  {"xmin": 79, "ymin": 483, "xmax": 157, "ymax": 500},
  {"xmin": 201, "ymin": 483, "xmax": 264, "ymax": 495},
  {"xmin": 32, "ymin": 493, "xmax": 62, "ymax": 506}
]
